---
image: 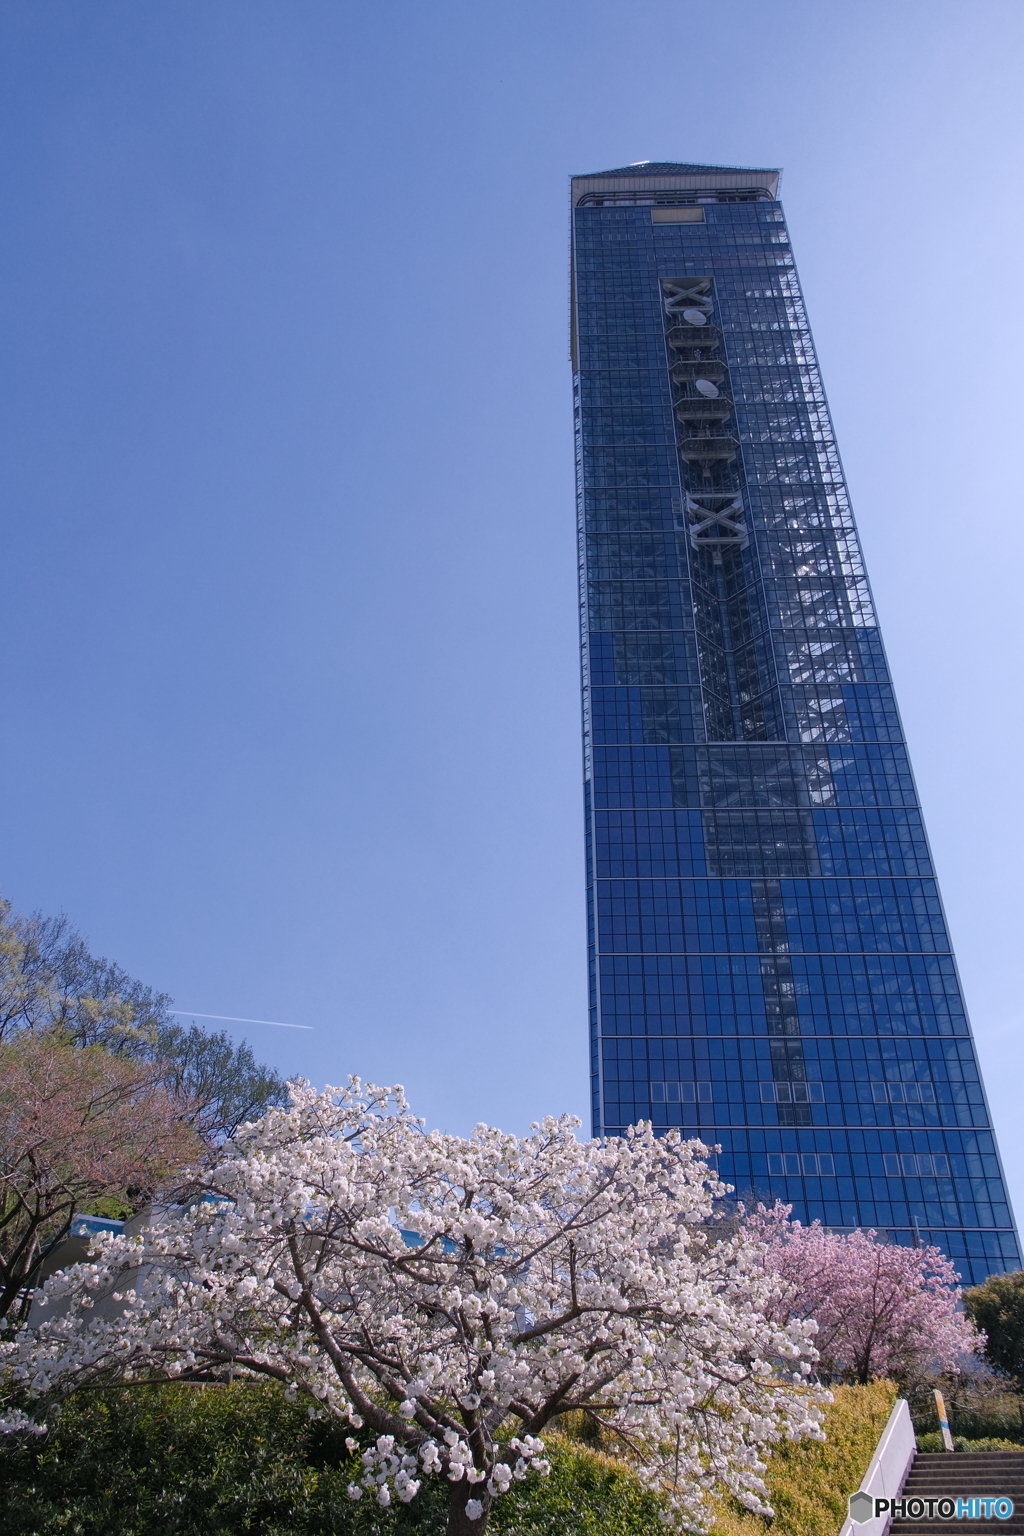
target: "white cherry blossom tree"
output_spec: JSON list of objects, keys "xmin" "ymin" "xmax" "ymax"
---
[{"xmin": 2, "ymin": 1081, "xmax": 826, "ymax": 1536}]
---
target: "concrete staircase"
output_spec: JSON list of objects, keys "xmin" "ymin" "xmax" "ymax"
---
[{"xmin": 890, "ymin": 1452, "xmax": 1024, "ymax": 1536}]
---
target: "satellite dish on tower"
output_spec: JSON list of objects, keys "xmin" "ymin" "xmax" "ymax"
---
[
  {"xmin": 682, "ymin": 308, "xmax": 708, "ymax": 325},
  {"xmin": 695, "ymin": 379, "xmax": 720, "ymax": 398}
]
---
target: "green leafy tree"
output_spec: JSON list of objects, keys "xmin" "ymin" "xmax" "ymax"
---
[
  {"xmin": 0, "ymin": 903, "xmax": 168, "ymax": 1051},
  {"xmin": 965, "ymin": 1271, "xmax": 1024, "ymax": 1391},
  {"xmin": 154, "ymin": 1021, "xmax": 289, "ymax": 1143}
]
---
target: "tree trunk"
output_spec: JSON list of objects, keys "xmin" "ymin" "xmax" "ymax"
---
[{"xmin": 446, "ymin": 1478, "xmax": 492, "ymax": 1536}]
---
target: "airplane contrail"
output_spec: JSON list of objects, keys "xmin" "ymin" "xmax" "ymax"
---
[{"xmin": 170, "ymin": 1010, "xmax": 314, "ymax": 1031}]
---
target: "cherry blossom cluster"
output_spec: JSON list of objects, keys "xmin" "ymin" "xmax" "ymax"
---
[
  {"xmin": 0, "ymin": 1407, "xmax": 46, "ymax": 1436},
  {"xmin": 345, "ymin": 1428, "xmax": 548, "ymax": 1512},
  {"xmin": 347, "ymin": 1432, "xmax": 424, "ymax": 1505},
  {"xmin": 1, "ymin": 1079, "xmax": 827, "ymax": 1531}
]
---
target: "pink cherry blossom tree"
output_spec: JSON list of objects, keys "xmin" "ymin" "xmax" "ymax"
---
[
  {"xmin": 3, "ymin": 1082, "xmax": 827, "ymax": 1536},
  {"xmin": 744, "ymin": 1202, "xmax": 980, "ymax": 1385},
  {"xmin": 0, "ymin": 1033, "xmax": 200, "ymax": 1321}
]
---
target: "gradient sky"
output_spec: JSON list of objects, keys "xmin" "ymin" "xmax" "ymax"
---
[{"xmin": 1, "ymin": 1, "xmax": 1022, "ymax": 1234}]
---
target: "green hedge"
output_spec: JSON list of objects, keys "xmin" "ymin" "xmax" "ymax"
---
[
  {"xmin": 915, "ymin": 1433, "xmax": 1022, "ymax": 1454},
  {"xmin": 0, "ymin": 1382, "xmax": 665, "ymax": 1536}
]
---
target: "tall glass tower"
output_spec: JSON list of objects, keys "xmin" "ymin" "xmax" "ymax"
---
[{"xmin": 572, "ymin": 161, "xmax": 1019, "ymax": 1283}]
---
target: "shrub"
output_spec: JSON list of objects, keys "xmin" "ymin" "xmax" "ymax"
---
[
  {"xmin": 915, "ymin": 1433, "xmax": 1022, "ymax": 1453},
  {"xmin": 0, "ymin": 1381, "xmax": 665, "ymax": 1536}
]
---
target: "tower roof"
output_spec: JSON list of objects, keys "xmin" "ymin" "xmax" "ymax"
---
[
  {"xmin": 579, "ymin": 161, "xmax": 778, "ymax": 178},
  {"xmin": 570, "ymin": 161, "xmax": 781, "ymax": 204}
]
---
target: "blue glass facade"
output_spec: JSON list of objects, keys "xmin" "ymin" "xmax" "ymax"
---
[{"xmin": 571, "ymin": 162, "xmax": 1020, "ymax": 1283}]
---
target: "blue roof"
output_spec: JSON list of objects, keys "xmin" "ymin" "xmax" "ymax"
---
[{"xmin": 70, "ymin": 1214, "xmax": 125, "ymax": 1237}]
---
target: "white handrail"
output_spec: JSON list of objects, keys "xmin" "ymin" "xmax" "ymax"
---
[{"xmin": 838, "ymin": 1398, "xmax": 917, "ymax": 1536}]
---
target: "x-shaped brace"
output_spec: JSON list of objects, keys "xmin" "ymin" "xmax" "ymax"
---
[
  {"xmin": 662, "ymin": 278, "xmax": 714, "ymax": 318},
  {"xmin": 685, "ymin": 493, "xmax": 748, "ymax": 553}
]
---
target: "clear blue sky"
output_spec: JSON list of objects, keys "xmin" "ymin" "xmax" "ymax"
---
[{"xmin": 2, "ymin": 1, "xmax": 1023, "ymax": 1232}]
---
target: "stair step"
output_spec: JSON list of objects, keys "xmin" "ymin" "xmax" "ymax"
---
[
  {"xmin": 892, "ymin": 1522, "xmax": 1024, "ymax": 1530},
  {"xmin": 896, "ymin": 1480, "xmax": 1024, "ymax": 1492},
  {"xmin": 903, "ymin": 1480, "xmax": 1024, "ymax": 1487},
  {"xmin": 902, "ymin": 1482, "xmax": 1024, "ymax": 1490},
  {"xmin": 891, "ymin": 1527, "xmax": 1024, "ymax": 1535},
  {"xmin": 913, "ymin": 1455, "xmax": 1024, "ymax": 1463}
]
